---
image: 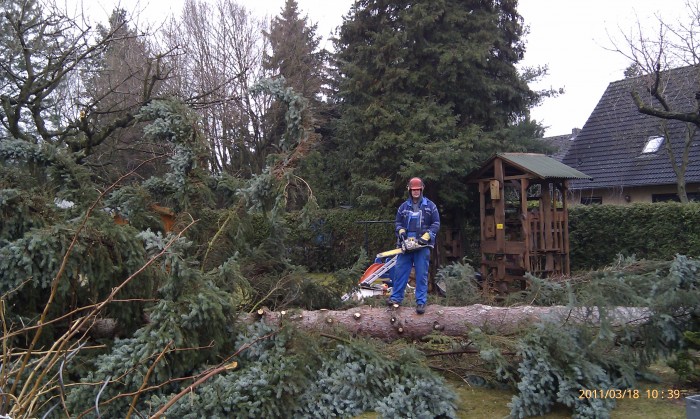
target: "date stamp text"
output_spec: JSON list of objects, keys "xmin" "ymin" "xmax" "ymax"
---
[{"xmin": 578, "ymin": 389, "xmax": 681, "ymax": 399}]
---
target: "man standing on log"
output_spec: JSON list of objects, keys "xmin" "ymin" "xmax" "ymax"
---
[{"xmin": 388, "ymin": 177, "xmax": 440, "ymax": 314}]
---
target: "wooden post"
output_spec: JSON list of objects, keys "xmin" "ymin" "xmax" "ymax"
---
[
  {"xmin": 494, "ymin": 158, "xmax": 505, "ymax": 281},
  {"xmin": 541, "ymin": 184, "xmax": 554, "ymax": 272},
  {"xmin": 520, "ymin": 178, "xmax": 530, "ymax": 272},
  {"xmin": 562, "ymin": 180, "xmax": 571, "ymax": 275}
]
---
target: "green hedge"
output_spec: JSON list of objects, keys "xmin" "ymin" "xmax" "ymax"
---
[
  {"xmin": 281, "ymin": 203, "xmax": 700, "ymax": 274},
  {"xmin": 286, "ymin": 208, "xmax": 396, "ymax": 272},
  {"xmin": 569, "ymin": 202, "xmax": 700, "ymax": 270}
]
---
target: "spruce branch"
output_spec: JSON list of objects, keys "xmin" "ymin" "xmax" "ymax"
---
[
  {"xmin": 8, "ymin": 156, "xmax": 167, "ymax": 416},
  {"xmin": 426, "ymin": 349, "xmax": 480, "ymax": 357},
  {"xmin": 0, "ymin": 277, "xmax": 34, "ymax": 301},
  {"xmin": 2, "ymin": 298, "xmax": 152, "ymax": 342},
  {"xmin": 125, "ymin": 341, "xmax": 172, "ymax": 419},
  {"xmin": 318, "ymin": 332, "xmax": 352, "ymax": 345},
  {"xmin": 248, "ymin": 273, "xmax": 298, "ymax": 314},
  {"xmin": 74, "ymin": 342, "xmax": 219, "ymax": 418},
  {"xmin": 149, "ymin": 332, "xmax": 277, "ymax": 418},
  {"xmin": 201, "ymin": 200, "xmax": 244, "ymax": 271}
]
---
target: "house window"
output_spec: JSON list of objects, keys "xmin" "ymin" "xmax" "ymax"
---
[
  {"xmin": 642, "ymin": 136, "xmax": 664, "ymax": 153},
  {"xmin": 581, "ymin": 196, "xmax": 602, "ymax": 205}
]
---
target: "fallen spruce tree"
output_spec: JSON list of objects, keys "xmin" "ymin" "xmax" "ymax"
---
[
  {"xmin": 4, "ymin": 242, "xmax": 698, "ymax": 418},
  {"xmin": 244, "ymin": 304, "xmax": 652, "ymax": 341},
  {"xmin": 236, "ymin": 255, "xmax": 698, "ymax": 419}
]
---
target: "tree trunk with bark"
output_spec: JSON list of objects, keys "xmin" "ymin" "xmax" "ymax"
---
[{"xmin": 242, "ymin": 304, "xmax": 651, "ymax": 341}]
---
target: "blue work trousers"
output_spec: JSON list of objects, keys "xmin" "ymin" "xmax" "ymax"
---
[{"xmin": 390, "ymin": 247, "xmax": 430, "ymax": 305}]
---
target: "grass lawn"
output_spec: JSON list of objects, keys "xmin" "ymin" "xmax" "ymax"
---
[
  {"xmin": 353, "ymin": 363, "xmax": 693, "ymax": 418},
  {"xmin": 448, "ymin": 378, "xmax": 688, "ymax": 419},
  {"xmin": 448, "ymin": 362, "xmax": 692, "ymax": 419}
]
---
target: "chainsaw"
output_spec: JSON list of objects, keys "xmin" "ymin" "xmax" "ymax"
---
[{"xmin": 341, "ymin": 236, "xmax": 429, "ymax": 301}]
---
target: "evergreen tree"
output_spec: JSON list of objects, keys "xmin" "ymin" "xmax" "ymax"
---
[
  {"xmin": 263, "ymin": 0, "xmax": 336, "ymax": 208},
  {"xmin": 328, "ymin": 0, "xmax": 540, "ymax": 214},
  {"xmin": 263, "ymin": 0, "xmax": 327, "ymax": 125}
]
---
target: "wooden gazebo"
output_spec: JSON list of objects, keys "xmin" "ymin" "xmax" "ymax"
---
[{"xmin": 467, "ymin": 153, "xmax": 591, "ymax": 292}]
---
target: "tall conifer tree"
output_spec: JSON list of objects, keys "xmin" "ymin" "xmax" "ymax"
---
[
  {"xmin": 263, "ymin": 0, "xmax": 333, "ymax": 206},
  {"xmin": 329, "ymin": 0, "xmax": 539, "ymax": 213},
  {"xmin": 263, "ymin": 0, "xmax": 326, "ymax": 105}
]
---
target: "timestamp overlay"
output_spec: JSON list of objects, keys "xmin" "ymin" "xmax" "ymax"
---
[{"xmin": 578, "ymin": 389, "xmax": 682, "ymax": 400}]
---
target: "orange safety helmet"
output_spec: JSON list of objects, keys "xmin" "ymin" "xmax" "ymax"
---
[{"xmin": 407, "ymin": 177, "xmax": 424, "ymax": 191}]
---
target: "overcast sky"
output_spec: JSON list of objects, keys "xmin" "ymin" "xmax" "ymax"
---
[{"xmin": 79, "ymin": 0, "xmax": 690, "ymax": 136}]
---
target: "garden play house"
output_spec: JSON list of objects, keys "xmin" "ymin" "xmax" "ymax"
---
[{"xmin": 468, "ymin": 153, "xmax": 591, "ymax": 293}]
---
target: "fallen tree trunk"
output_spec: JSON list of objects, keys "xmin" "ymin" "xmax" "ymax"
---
[{"xmin": 241, "ymin": 304, "xmax": 652, "ymax": 341}]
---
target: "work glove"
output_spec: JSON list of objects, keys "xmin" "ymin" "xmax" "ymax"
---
[
  {"xmin": 418, "ymin": 231, "xmax": 431, "ymax": 245},
  {"xmin": 398, "ymin": 229, "xmax": 407, "ymax": 242}
]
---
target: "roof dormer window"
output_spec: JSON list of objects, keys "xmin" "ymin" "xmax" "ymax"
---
[{"xmin": 642, "ymin": 136, "xmax": 664, "ymax": 153}]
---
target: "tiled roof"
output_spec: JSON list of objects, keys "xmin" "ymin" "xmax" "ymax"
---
[
  {"xmin": 562, "ymin": 65, "xmax": 700, "ymax": 190},
  {"xmin": 540, "ymin": 129, "xmax": 579, "ymax": 162}
]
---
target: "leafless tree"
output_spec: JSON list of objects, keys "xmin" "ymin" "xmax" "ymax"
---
[
  {"xmin": 79, "ymin": 8, "xmax": 178, "ymax": 183},
  {"xmin": 0, "ymin": 0, "xmax": 177, "ymax": 161},
  {"xmin": 159, "ymin": 0, "xmax": 273, "ymax": 176},
  {"xmin": 611, "ymin": 0, "xmax": 700, "ymax": 202}
]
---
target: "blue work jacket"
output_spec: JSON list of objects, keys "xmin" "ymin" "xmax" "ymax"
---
[{"xmin": 395, "ymin": 196, "xmax": 440, "ymax": 247}]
